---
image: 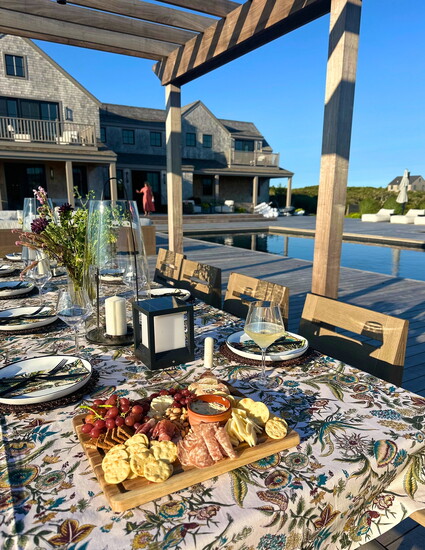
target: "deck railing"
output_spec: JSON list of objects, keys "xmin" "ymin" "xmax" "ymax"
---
[
  {"xmin": 0, "ymin": 117, "xmax": 96, "ymax": 147},
  {"xmin": 227, "ymin": 149, "xmax": 280, "ymax": 167}
]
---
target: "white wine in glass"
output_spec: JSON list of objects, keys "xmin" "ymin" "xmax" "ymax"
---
[
  {"xmin": 244, "ymin": 301, "xmax": 285, "ymax": 389},
  {"xmin": 56, "ymin": 288, "xmax": 92, "ymax": 353}
]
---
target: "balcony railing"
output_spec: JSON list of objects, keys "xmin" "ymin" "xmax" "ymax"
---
[
  {"xmin": 0, "ymin": 117, "xmax": 96, "ymax": 147},
  {"xmin": 227, "ymin": 149, "xmax": 280, "ymax": 167}
]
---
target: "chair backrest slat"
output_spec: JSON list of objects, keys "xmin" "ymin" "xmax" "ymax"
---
[
  {"xmin": 299, "ymin": 293, "xmax": 408, "ymax": 386},
  {"xmin": 223, "ymin": 272, "xmax": 289, "ymax": 326},
  {"xmin": 179, "ymin": 259, "xmax": 222, "ymax": 309},
  {"xmin": 153, "ymin": 248, "xmax": 185, "ymax": 287}
]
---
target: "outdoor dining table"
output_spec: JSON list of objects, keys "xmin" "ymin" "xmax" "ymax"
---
[{"xmin": 1, "ymin": 280, "xmax": 425, "ymax": 550}]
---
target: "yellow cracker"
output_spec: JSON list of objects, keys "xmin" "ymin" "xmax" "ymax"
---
[
  {"xmin": 144, "ymin": 459, "xmax": 173, "ymax": 483},
  {"xmin": 103, "ymin": 450, "xmax": 129, "ymax": 463},
  {"xmin": 130, "ymin": 453, "xmax": 155, "ymax": 476},
  {"xmin": 151, "ymin": 441, "xmax": 178, "ymax": 464},
  {"xmin": 127, "ymin": 445, "xmax": 151, "ymax": 458},
  {"xmin": 125, "ymin": 434, "xmax": 149, "ymax": 447},
  {"xmin": 103, "ymin": 459, "xmax": 131, "ymax": 484},
  {"xmin": 265, "ymin": 416, "xmax": 288, "ymax": 439},
  {"xmin": 237, "ymin": 398, "xmax": 270, "ymax": 427}
]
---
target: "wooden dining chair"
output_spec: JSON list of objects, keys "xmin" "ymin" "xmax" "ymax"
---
[
  {"xmin": 153, "ymin": 248, "xmax": 185, "ymax": 287},
  {"xmin": 223, "ymin": 272, "xmax": 289, "ymax": 327},
  {"xmin": 178, "ymin": 259, "xmax": 222, "ymax": 309},
  {"xmin": 298, "ymin": 293, "xmax": 408, "ymax": 386}
]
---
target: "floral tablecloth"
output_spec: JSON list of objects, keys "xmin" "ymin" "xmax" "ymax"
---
[{"xmin": 1, "ymin": 283, "xmax": 425, "ymax": 550}]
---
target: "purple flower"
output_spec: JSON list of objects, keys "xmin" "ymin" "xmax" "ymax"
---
[
  {"xmin": 58, "ymin": 203, "xmax": 74, "ymax": 217},
  {"xmin": 31, "ymin": 217, "xmax": 49, "ymax": 234},
  {"xmin": 33, "ymin": 186, "xmax": 48, "ymax": 205}
]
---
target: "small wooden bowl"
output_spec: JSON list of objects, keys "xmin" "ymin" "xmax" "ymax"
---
[{"xmin": 187, "ymin": 394, "xmax": 232, "ymax": 426}]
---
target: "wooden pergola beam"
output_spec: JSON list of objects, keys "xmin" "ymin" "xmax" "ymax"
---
[
  {"xmin": 154, "ymin": 0, "xmax": 331, "ymax": 86},
  {"xmin": 156, "ymin": 0, "xmax": 241, "ymax": 18},
  {"xmin": 2, "ymin": 0, "xmax": 196, "ymax": 46},
  {"xmin": 311, "ymin": 0, "xmax": 362, "ymax": 298},
  {"xmin": 68, "ymin": 0, "xmax": 215, "ymax": 33},
  {"xmin": 0, "ymin": 8, "xmax": 177, "ymax": 60}
]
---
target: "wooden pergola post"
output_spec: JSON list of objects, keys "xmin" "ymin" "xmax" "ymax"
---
[
  {"xmin": 165, "ymin": 84, "xmax": 183, "ymax": 253},
  {"xmin": 252, "ymin": 176, "xmax": 259, "ymax": 209},
  {"xmin": 311, "ymin": 0, "xmax": 362, "ymax": 298},
  {"xmin": 65, "ymin": 161, "xmax": 75, "ymax": 207},
  {"xmin": 286, "ymin": 176, "xmax": 292, "ymax": 207},
  {"xmin": 109, "ymin": 163, "xmax": 118, "ymax": 201}
]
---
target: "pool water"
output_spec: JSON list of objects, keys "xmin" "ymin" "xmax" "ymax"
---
[{"xmin": 193, "ymin": 232, "xmax": 425, "ymax": 282}]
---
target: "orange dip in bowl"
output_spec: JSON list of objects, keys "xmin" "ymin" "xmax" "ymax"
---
[{"xmin": 187, "ymin": 394, "xmax": 231, "ymax": 426}]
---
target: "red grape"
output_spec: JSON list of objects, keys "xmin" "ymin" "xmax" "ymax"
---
[
  {"xmin": 105, "ymin": 418, "xmax": 116, "ymax": 430},
  {"xmin": 134, "ymin": 422, "xmax": 142, "ymax": 430},
  {"xmin": 172, "ymin": 401, "xmax": 180, "ymax": 408},
  {"xmin": 168, "ymin": 388, "xmax": 176, "ymax": 395},
  {"xmin": 119, "ymin": 397, "xmax": 130, "ymax": 407},
  {"xmin": 93, "ymin": 399, "xmax": 105, "ymax": 406},
  {"xmin": 180, "ymin": 398, "xmax": 187, "ymax": 405},
  {"xmin": 132, "ymin": 405, "xmax": 143, "ymax": 415},
  {"xmin": 81, "ymin": 423, "xmax": 94, "ymax": 434},
  {"xmin": 106, "ymin": 394, "xmax": 118, "ymax": 405},
  {"xmin": 106, "ymin": 406, "xmax": 119, "ymax": 418},
  {"xmin": 94, "ymin": 419, "xmax": 106, "ymax": 430},
  {"xmin": 174, "ymin": 393, "xmax": 182, "ymax": 401},
  {"xmin": 125, "ymin": 416, "xmax": 135, "ymax": 427},
  {"xmin": 115, "ymin": 417, "xmax": 125, "ymax": 427},
  {"xmin": 182, "ymin": 389, "xmax": 190, "ymax": 397},
  {"xmin": 131, "ymin": 413, "xmax": 142, "ymax": 423},
  {"xmin": 159, "ymin": 389, "xmax": 169, "ymax": 396},
  {"xmin": 120, "ymin": 404, "xmax": 130, "ymax": 413},
  {"xmin": 90, "ymin": 427, "xmax": 101, "ymax": 438}
]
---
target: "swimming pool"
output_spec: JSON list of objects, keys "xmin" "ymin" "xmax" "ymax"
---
[{"xmin": 192, "ymin": 232, "xmax": 425, "ymax": 282}]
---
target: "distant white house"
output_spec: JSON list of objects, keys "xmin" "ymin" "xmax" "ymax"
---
[{"xmin": 387, "ymin": 174, "xmax": 425, "ymax": 192}]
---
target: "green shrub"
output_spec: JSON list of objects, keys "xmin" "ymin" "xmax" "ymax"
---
[
  {"xmin": 347, "ymin": 212, "xmax": 361, "ymax": 218},
  {"xmin": 359, "ymin": 198, "xmax": 380, "ymax": 214},
  {"xmin": 235, "ymin": 207, "xmax": 246, "ymax": 213}
]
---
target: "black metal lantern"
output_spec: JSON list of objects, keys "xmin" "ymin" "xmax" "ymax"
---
[{"xmin": 133, "ymin": 296, "xmax": 194, "ymax": 370}]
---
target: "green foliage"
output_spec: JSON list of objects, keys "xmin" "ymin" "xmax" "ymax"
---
[
  {"xmin": 359, "ymin": 198, "xmax": 380, "ymax": 214},
  {"xmin": 235, "ymin": 207, "xmax": 247, "ymax": 213},
  {"xmin": 347, "ymin": 212, "xmax": 361, "ymax": 218}
]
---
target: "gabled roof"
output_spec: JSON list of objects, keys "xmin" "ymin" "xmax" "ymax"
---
[
  {"xmin": 219, "ymin": 118, "xmax": 263, "ymax": 139},
  {"xmin": 12, "ymin": 36, "xmax": 101, "ymax": 106},
  {"xmin": 388, "ymin": 175, "xmax": 423, "ymax": 186}
]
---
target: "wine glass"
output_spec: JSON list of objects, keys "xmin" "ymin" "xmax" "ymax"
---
[
  {"xmin": 244, "ymin": 301, "xmax": 286, "ymax": 389},
  {"xmin": 26, "ymin": 256, "xmax": 52, "ymax": 304},
  {"xmin": 56, "ymin": 287, "xmax": 93, "ymax": 353}
]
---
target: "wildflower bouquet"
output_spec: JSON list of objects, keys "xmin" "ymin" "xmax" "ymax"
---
[{"xmin": 15, "ymin": 187, "xmax": 92, "ymax": 289}]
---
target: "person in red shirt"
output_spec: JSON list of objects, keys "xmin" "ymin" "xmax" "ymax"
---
[{"xmin": 136, "ymin": 182, "xmax": 155, "ymax": 216}]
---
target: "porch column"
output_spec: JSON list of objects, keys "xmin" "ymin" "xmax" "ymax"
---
[
  {"xmin": 109, "ymin": 163, "xmax": 118, "ymax": 201},
  {"xmin": 214, "ymin": 174, "xmax": 220, "ymax": 201},
  {"xmin": 252, "ymin": 176, "xmax": 259, "ymax": 209},
  {"xmin": 286, "ymin": 177, "xmax": 292, "ymax": 207},
  {"xmin": 165, "ymin": 84, "xmax": 183, "ymax": 253},
  {"xmin": 65, "ymin": 161, "xmax": 75, "ymax": 207},
  {"xmin": 311, "ymin": 0, "xmax": 362, "ymax": 298}
]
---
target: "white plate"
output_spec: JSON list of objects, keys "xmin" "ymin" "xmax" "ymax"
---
[
  {"xmin": 139, "ymin": 288, "xmax": 191, "ymax": 301},
  {"xmin": 0, "ymin": 355, "xmax": 92, "ymax": 405},
  {"xmin": 0, "ymin": 306, "xmax": 58, "ymax": 331},
  {"xmin": 0, "ymin": 281, "xmax": 34, "ymax": 297},
  {"xmin": 0, "ymin": 265, "xmax": 16, "ymax": 277},
  {"xmin": 5, "ymin": 253, "xmax": 22, "ymax": 262},
  {"xmin": 226, "ymin": 330, "xmax": 308, "ymax": 362}
]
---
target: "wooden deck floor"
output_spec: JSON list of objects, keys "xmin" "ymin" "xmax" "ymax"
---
[{"xmin": 152, "ymin": 228, "xmax": 425, "ymax": 550}]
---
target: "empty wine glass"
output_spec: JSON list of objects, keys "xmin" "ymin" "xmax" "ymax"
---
[
  {"xmin": 244, "ymin": 301, "xmax": 286, "ymax": 389},
  {"xmin": 56, "ymin": 287, "xmax": 93, "ymax": 353},
  {"xmin": 26, "ymin": 256, "xmax": 52, "ymax": 304}
]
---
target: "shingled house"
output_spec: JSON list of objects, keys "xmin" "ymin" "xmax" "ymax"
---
[
  {"xmin": 0, "ymin": 34, "xmax": 292, "ymax": 211},
  {"xmin": 387, "ymin": 174, "xmax": 425, "ymax": 192}
]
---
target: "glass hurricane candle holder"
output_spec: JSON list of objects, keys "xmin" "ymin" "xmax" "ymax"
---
[{"xmin": 84, "ymin": 199, "xmax": 150, "ymax": 346}]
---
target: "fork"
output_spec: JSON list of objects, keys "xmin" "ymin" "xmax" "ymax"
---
[{"xmin": 0, "ymin": 358, "xmax": 69, "ymax": 397}]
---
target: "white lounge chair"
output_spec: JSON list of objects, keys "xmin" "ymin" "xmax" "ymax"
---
[
  {"xmin": 361, "ymin": 208, "xmax": 394, "ymax": 222},
  {"xmin": 414, "ymin": 216, "xmax": 425, "ymax": 225},
  {"xmin": 390, "ymin": 209, "xmax": 425, "ymax": 224}
]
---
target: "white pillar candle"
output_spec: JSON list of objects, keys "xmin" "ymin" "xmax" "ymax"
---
[
  {"xmin": 105, "ymin": 296, "xmax": 127, "ymax": 336},
  {"xmin": 204, "ymin": 337, "xmax": 214, "ymax": 369},
  {"xmin": 154, "ymin": 313, "xmax": 186, "ymax": 353}
]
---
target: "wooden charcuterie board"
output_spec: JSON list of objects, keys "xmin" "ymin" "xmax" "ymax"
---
[{"xmin": 73, "ymin": 414, "xmax": 299, "ymax": 512}]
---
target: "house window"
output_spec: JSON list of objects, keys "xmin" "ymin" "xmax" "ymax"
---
[
  {"xmin": 235, "ymin": 139, "xmax": 254, "ymax": 151},
  {"xmin": 100, "ymin": 127, "xmax": 106, "ymax": 143},
  {"xmin": 186, "ymin": 132, "xmax": 196, "ymax": 147},
  {"xmin": 0, "ymin": 96, "xmax": 58, "ymax": 120},
  {"xmin": 5, "ymin": 54, "xmax": 26, "ymax": 78},
  {"xmin": 150, "ymin": 131, "xmax": 162, "ymax": 147},
  {"xmin": 65, "ymin": 107, "xmax": 73, "ymax": 121},
  {"xmin": 202, "ymin": 177, "xmax": 213, "ymax": 196},
  {"xmin": 203, "ymin": 134, "xmax": 212, "ymax": 148},
  {"xmin": 122, "ymin": 129, "xmax": 135, "ymax": 145}
]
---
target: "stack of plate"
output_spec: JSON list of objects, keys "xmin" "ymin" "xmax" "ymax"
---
[{"xmin": 226, "ymin": 331, "xmax": 308, "ymax": 361}]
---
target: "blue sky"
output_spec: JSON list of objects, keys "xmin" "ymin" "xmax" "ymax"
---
[{"xmin": 36, "ymin": 0, "xmax": 424, "ymax": 189}]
